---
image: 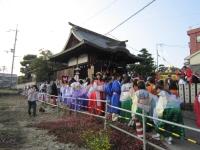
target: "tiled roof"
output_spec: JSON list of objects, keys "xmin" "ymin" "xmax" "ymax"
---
[
  {"xmin": 50, "ymin": 22, "xmax": 142, "ymax": 63},
  {"xmin": 69, "ymin": 22, "xmax": 127, "ymax": 50}
]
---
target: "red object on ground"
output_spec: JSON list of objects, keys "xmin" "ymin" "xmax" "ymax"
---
[{"xmin": 194, "ymin": 92, "xmax": 200, "ymax": 128}]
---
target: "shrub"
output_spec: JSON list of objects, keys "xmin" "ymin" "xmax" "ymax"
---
[
  {"xmin": 81, "ymin": 130, "xmax": 111, "ymax": 150},
  {"xmin": 33, "ymin": 113, "xmax": 166, "ymax": 150}
]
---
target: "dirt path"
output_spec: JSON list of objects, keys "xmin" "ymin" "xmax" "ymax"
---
[
  {"xmin": 0, "ymin": 95, "xmax": 84, "ymax": 150},
  {"xmin": 2, "ymin": 95, "xmax": 199, "ymax": 150}
]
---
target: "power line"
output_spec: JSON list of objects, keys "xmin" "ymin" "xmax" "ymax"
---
[
  {"xmin": 93, "ymin": 29, "xmax": 182, "ymax": 66},
  {"xmin": 108, "ymin": 34, "xmax": 169, "ymax": 68},
  {"xmin": 83, "ymin": 0, "xmax": 119, "ymax": 24},
  {"xmin": 108, "ymin": 34, "xmax": 172, "ymax": 65},
  {"xmin": 83, "ymin": 0, "xmax": 157, "ymax": 54},
  {"xmin": 159, "ymin": 55, "xmax": 171, "ymax": 66},
  {"xmin": 105, "ymin": 0, "xmax": 157, "ymax": 35},
  {"xmin": 159, "ymin": 43, "xmax": 187, "ymax": 48},
  {"xmin": 107, "ymin": 33, "xmax": 140, "ymax": 52},
  {"xmin": 157, "ymin": 44, "xmax": 187, "ymax": 66}
]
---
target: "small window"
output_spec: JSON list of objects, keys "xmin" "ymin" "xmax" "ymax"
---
[{"xmin": 197, "ymin": 36, "xmax": 200, "ymax": 43}]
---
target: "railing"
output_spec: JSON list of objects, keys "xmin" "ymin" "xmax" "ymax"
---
[{"xmin": 36, "ymin": 92, "xmax": 200, "ymax": 150}]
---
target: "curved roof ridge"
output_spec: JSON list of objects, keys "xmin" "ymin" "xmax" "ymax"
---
[{"xmin": 68, "ymin": 22, "xmax": 127, "ymax": 44}]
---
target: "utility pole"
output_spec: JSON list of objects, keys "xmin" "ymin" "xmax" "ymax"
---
[
  {"xmin": 156, "ymin": 44, "xmax": 159, "ymax": 70},
  {"xmin": 9, "ymin": 25, "xmax": 18, "ymax": 88},
  {"xmin": 156, "ymin": 43, "xmax": 163, "ymax": 71}
]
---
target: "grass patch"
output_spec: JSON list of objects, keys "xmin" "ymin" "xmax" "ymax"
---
[
  {"xmin": 0, "ymin": 88, "xmax": 18, "ymax": 92},
  {"xmin": 0, "ymin": 89, "xmax": 19, "ymax": 96},
  {"xmin": 81, "ymin": 130, "xmax": 111, "ymax": 150}
]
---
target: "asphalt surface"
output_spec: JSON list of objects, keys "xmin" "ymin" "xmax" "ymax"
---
[{"xmin": 167, "ymin": 111, "xmax": 200, "ymax": 150}]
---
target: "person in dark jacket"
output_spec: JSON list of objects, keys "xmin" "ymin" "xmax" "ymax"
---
[
  {"xmin": 192, "ymin": 72, "xmax": 200, "ymax": 83},
  {"xmin": 51, "ymin": 81, "xmax": 58, "ymax": 105}
]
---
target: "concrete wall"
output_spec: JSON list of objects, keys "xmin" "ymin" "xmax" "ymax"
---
[
  {"xmin": 179, "ymin": 83, "xmax": 200, "ymax": 104},
  {"xmin": 16, "ymin": 81, "xmax": 36, "ymax": 89},
  {"xmin": 190, "ymin": 52, "xmax": 200, "ymax": 65},
  {"xmin": 191, "ymin": 64, "xmax": 200, "ymax": 74},
  {"xmin": 0, "ymin": 73, "xmax": 17, "ymax": 88}
]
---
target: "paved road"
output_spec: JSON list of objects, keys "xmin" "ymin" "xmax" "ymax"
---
[{"xmin": 167, "ymin": 111, "xmax": 200, "ymax": 150}]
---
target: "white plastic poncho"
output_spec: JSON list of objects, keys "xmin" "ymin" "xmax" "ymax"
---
[{"xmin": 155, "ymin": 91, "xmax": 168, "ymax": 118}]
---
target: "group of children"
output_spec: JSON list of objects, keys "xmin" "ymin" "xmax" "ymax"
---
[{"xmin": 37, "ymin": 72, "xmax": 184, "ymax": 145}]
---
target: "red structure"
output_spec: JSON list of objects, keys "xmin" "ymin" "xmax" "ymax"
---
[{"xmin": 187, "ymin": 27, "xmax": 200, "ymax": 54}]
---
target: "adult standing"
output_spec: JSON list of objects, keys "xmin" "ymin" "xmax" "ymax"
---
[
  {"xmin": 51, "ymin": 81, "xmax": 58, "ymax": 105},
  {"xmin": 56, "ymin": 80, "xmax": 61, "ymax": 102},
  {"xmin": 183, "ymin": 66, "xmax": 193, "ymax": 84},
  {"xmin": 46, "ymin": 81, "xmax": 52, "ymax": 102},
  {"xmin": 27, "ymin": 85, "xmax": 38, "ymax": 117},
  {"xmin": 192, "ymin": 72, "xmax": 200, "ymax": 83}
]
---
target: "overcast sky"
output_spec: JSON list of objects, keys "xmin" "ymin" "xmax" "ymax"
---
[{"xmin": 0, "ymin": 0, "xmax": 199, "ymax": 75}]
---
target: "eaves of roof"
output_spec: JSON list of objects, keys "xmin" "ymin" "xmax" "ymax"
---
[
  {"xmin": 184, "ymin": 50, "xmax": 200, "ymax": 60},
  {"xmin": 50, "ymin": 39, "xmax": 142, "ymax": 63},
  {"xmin": 50, "ymin": 41, "xmax": 85, "ymax": 60}
]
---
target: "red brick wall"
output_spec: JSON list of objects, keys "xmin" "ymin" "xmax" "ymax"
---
[{"xmin": 187, "ymin": 28, "xmax": 200, "ymax": 54}]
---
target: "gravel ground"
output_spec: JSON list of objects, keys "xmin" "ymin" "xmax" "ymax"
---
[
  {"xmin": 0, "ymin": 95, "xmax": 86, "ymax": 150},
  {"xmin": 1, "ymin": 95, "xmax": 200, "ymax": 150}
]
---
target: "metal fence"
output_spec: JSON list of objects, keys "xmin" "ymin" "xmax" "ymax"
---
[{"xmin": 36, "ymin": 93, "xmax": 200, "ymax": 150}]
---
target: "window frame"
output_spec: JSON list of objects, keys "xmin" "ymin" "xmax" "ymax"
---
[{"xmin": 197, "ymin": 35, "xmax": 200, "ymax": 43}]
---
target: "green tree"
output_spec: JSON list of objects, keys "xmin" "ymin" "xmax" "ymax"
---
[
  {"xmin": 129, "ymin": 48, "xmax": 156, "ymax": 77},
  {"xmin": 20, "ymin": 54, "xmax": 37, "ymax": 82},
  {"xmin": 30, "ymin": 50, "xmax": 53, "ymax": 82},
  {"xmin": 39, "ymin": 49, "xmax": 53, "ymax": 60},
  {"xmin": 158, "ymin": 64, "xmax": 165, "ymax": 72}
]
